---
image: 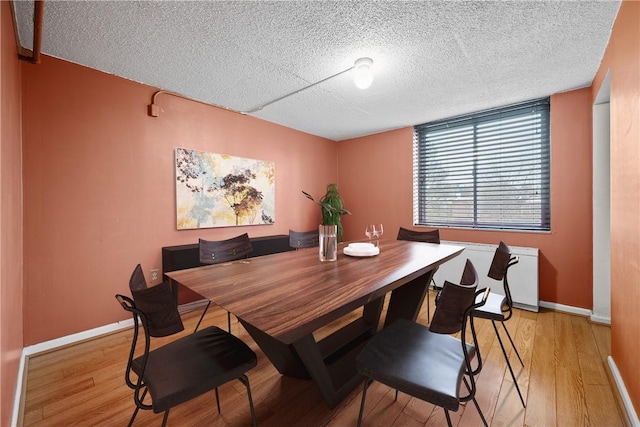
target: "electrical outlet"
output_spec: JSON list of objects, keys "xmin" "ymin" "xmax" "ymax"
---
[{"xmin": 150, "ymin": 269, "xmax": 159, "ymax": 282}]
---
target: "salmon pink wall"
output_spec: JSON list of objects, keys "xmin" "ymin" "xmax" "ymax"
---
[
  {"xmin": 592, "ymin": 0, "xmax": 640, "ymax": 415},
  {"xmin": 1, "ymin": 2, "xmax": 24, "ymax": 425},
  {"xmin": 21, "ymin": 55, "xmax": 337, "ymax": 345},
  {"xmin": 338, "ymin": 88, "xmax": 594, "ymax": 310}
]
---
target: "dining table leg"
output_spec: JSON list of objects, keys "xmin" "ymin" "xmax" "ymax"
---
[
  {"xmin": 240, "ymin": 296, "xmax": 387, "ymax": 408},
  {"xmin": 292, "ymin": 333, "xmax": 366, "ymax": 408},
  {"xmin": 383, "ymin": 269, "xmax": 435, "ymax": 328},
  {"xmin": 239, "ymin": 320, "xmax": 311, "ymax": 379}
]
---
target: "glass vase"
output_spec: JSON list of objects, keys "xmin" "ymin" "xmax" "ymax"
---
[{"xmin": 319, "ymin": 225, "xmax": 338, "ymax": 262}]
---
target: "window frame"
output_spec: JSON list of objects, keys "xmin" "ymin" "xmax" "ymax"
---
[{"xmin": 413, "ymin": 98, "xmax": 551, "ymax": 232}]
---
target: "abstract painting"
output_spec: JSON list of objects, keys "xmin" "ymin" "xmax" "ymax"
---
[{"xmin": 175, "ymin": 147, "xmax": 275, "ymax": 229}]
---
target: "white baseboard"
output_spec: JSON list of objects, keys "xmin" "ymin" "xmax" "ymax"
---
[
  {"xmin": 10, "ymin": 350, "xmax": 27, "ymax": 427},
  {"xmin": 539, "ymin": 300, "xmax": 592, "ymax": 316},
  {"xmin": 11, "ymin": 299, "xmax": 209, "ymax": 426},
  {"xmin": 608, "ymin": 356, "xmax": 640, "ymax": 426},
  {"xmin": 22, "ymin": 299, "xmax": 208, "ymax": 356},
  {"xmin": 589, "ymin": 313, "xmax": 611, "ymax": 325},
  {"xmin": 540, "ymin": 300, "xmax": 611, "ymax": 325},
  {"xmin": 176, "ymin": 299, "xmax": 210, "ymax": 314},
  {"xmin": 23, "ymin": 318, "xmax": 136, "ymax": 357}
]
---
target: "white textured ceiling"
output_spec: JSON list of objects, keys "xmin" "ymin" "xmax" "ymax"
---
[{"xmin": 14, "ymin": 1, "xmax": 620, "ymax": 141}]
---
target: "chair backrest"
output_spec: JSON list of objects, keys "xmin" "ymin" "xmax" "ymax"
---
[
  {"xmin": 488, "ymin": 241, "xmax": 519, "ymax": 316},
  {"xmin": 289, "ymin": 229, "xmax": 319, "ymax": 249},
  {"xmin": 429, "ymin": 259, "xmax": 478, "ymax": 335},
  {"xmin": 199, "ymin": 233, "xmax": 253, "ymax": 265},
  {"xmin": 127, "ymin": 264, "xmax": 184, "ymax": 337},
  {"xmin": 396, "ymin": 227, "xmax": 440, "ymax": 243},
  {"xmin": 488, "ymin": 241, "xmax": 512, "ymax": 280},
  {"xmin": 429, "ymin": 259, "xmax": 489, "ymax": 402}
]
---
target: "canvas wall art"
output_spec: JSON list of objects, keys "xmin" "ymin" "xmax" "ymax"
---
[{"xmin": 175, "ymin": 147, "xmax": 275, "ymax": 229}]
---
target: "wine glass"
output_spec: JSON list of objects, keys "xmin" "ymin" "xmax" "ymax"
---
[
  {"xmin": 365, "ymin": 224, "xmax": 375, "ymax": 243},
  {"xmin": 373, "ymin": 224, "xmax": 384, "ymax": 247}
]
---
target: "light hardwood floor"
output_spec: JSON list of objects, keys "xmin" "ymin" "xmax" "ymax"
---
[{"xmin": 20, "ymin": 291, "xmax": 625, "ymax": 426}]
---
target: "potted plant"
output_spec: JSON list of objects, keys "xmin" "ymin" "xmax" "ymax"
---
[{"xmin": 302, "ymin": 184, "xmax": 351, "ymax": 261}]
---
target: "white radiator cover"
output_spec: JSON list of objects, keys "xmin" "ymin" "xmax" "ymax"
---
[{"xmin": 433, "ymin": 240, "xmax": 539, "ymax": 312}]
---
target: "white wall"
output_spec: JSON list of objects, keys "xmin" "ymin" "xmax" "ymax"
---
[{"xmin": 592, "ymin": 80, "xmax": 611, "ymax": 324}]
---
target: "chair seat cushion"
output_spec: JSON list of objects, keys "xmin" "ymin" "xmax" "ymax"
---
[
  {"xmin": 132, "ymin": 326, "xmax": 257, "ymax": 413},
  {"xmin": 473, "ymin": 291, "xmax": 507, "ymax": 320},
  {"xmin": 356, "ymin": 319, "xmax": 475, "ymax": 411}
]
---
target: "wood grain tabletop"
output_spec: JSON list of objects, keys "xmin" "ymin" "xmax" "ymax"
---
[{"xmin": 166, "ymin": 239, "xmax": 464, "ymax": 344}]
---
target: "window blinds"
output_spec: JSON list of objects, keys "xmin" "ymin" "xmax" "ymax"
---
[{"xmin": 413, "ymin": 98, "xmax": 550, "ymax": 231}]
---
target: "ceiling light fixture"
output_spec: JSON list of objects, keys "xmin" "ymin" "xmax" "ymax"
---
[
  {"xmin": 245, "ymin": 57, "xmax": 375, "ymax": 114},
  {"xmin": 353, "ymin": 57, "xmax": 374, "ymax": 89}
]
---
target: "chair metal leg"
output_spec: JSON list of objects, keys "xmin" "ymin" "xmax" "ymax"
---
[
  {"xmin": 194, "ymin": 301, "xmax": 211, "ymax": 333},
  {"xmin": 215, "ymin": 387, "xmax": 221, "ymax": 413},
  {"xmin": 194, "ymin": 301, "xmax": 234, "ymax": 334},
  {"xmin": 161, "ymin": 409, "xmax": 170, "ymax": 427},
  {"xmin": 127, "ymin": 407, "xmax": 139, "ymax": 427},
  {"xmin": 128, "ymin": 387, "xmax": 149, "ymax": 427},
  {"xmin": 426, "ymin": 289, "xmax": 431, "ymax": 323},
  {"xmin": 462, "ymin": 376, "xmax": 488, "ymax": 427},
  {"xmin": 492, "ymin": 320, "xmax": 526, "ymax": 407},
  {"xmin": 501, "ymin": 321, "xmax": 524, "ymax": 366},
  {"xmin": 471, "ymin": 395, "xmax": 489, "ymax": 427},
  {"xmin": 426, "ymin": 268, "xmax": 439, "ymax": 323},
  {"xmin": 239, "ymin": 374, "xmax": 257, "ymax": 427},
  {"xmin": 357, "ymin": 378, "xmax": 373, "ymax": 427},
  {"xmin": 443, "ymin": 408, "xmax": 453, "ymax": 427}
]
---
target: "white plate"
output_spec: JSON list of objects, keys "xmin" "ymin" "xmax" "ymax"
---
[
  {"xmin": 343, "ymin": 246, "xmax": 380, "ymax": 257},
  {"xmin": 347, "ymin": 242, "xmax": 376, "ymax": 251}
]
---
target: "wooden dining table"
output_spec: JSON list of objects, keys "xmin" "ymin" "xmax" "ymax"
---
[{"xmin": 165, "ymin": 239, "xmax": 464, "ymax": 407}]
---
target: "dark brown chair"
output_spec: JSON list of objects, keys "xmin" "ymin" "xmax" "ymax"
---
[
  {"xmin": 199, "ymin": 233, "xmax": 253, "ymax": 264},
  {"xmin": 198, "ymin": 233, "xmax": 253, "ymax": 332},
  {"xmin": 396, "ymin": 227, "xmax": 441, "ymax": 321},
  {"xmin": 116, "ymin": 264, "xmax": 257, "ymax": 427},
  {"xmin": 473, "ymin": 241, "xmax": 525, "ymax": 407},
  {"xmin": 356, "ymin": 259, "xmax": 489, "ymax": 427},
  {"xmin": 396, "ymin": 226, "xmax": 440, "ymax": 243},
  {"xmin": 289, "ymin": 229, "xmax": 319, "ymax": 249}
]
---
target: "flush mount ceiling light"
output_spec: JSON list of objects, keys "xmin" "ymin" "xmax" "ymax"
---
[
  {"xmin": 243, "ymin": 57, "xmax": 376, "ymax": 114},
  {"xmin": 353, "ymin": 57, "xmax": 374, "ymax": 89}
]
